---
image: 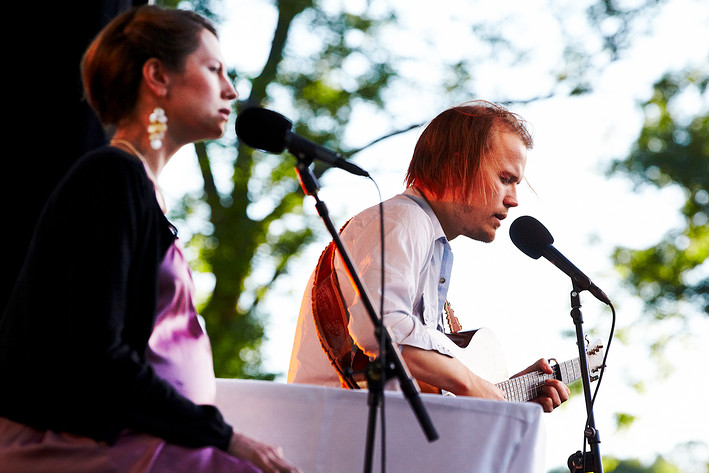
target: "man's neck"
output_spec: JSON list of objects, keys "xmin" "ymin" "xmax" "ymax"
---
[{"xmin": 414, "ymin": 186, "xmax": 459, "ymax": 241}]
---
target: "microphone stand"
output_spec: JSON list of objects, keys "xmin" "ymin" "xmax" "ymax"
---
[
  {"xmin": 567, "ymin": 281, "xmax": 604, "ymax": 473},
  {"xmin": 292, "ymin": 158, "xmax": 439, "ymax": 473}
]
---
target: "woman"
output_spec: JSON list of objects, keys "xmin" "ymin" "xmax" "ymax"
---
[{"xmin": 0, "ymin": 5, "xmax": 299, "ymax": 473}]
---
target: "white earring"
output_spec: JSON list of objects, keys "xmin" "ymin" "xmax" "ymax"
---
[{"xmin": 148, "ymin": 107, "xmax": 167, "ymax": 150}]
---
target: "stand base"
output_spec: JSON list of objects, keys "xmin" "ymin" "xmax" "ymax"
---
[{"xmin": 568, "ymin": 450, "xmax": 596, "ymax": 472}]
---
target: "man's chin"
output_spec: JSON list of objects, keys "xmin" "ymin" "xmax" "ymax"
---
[{"xmin": 467, "ymin": 230, "xmax": 496, "ymax": 243}]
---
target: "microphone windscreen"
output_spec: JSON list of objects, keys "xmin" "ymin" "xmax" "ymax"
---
[
  {"xmin": 509, "ymin": 215, "xmax": 554, "ymax": 259},
  {"xmin": 235, "ymin": 107, "xmax": 292, "ymax": 153}
]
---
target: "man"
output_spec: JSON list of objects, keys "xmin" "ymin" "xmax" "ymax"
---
[{"xmin": 287, "ymin": 100, "xmax": 569, "ymax": 412}]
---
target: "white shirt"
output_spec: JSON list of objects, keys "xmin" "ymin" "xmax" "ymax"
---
[{"xmin": 287, "ymin": 187, "xmax": 459, "ymax": 387}]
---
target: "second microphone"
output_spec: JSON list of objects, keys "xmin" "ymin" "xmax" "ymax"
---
[{"xmin": 234, "ymin": 107, "xmax": 369, "ymax": 177}]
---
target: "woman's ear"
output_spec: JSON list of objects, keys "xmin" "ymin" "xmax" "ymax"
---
[{"xmin": 142, "ymin": 58, "xmax": 170, "ymax": 98}]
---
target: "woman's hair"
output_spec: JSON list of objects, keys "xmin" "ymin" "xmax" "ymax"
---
[
  {"xmin": 81, "ymin": 5, "xmax": 217, "ymax": 126},
  {"xmin": 405, "ymin": 100, "xmax": 533, "ymax": 203}
]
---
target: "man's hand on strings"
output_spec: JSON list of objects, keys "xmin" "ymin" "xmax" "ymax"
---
[{"xmin": 513, "ymin": 358, "xmax": 570, "ymax": 412}]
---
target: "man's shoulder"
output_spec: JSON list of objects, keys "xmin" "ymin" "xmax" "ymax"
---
[
  {"xmin": 362, "ymin": 193, "xmax": 429, "ymax": 221},
  {"xmin": 345, "ymin": 193, "xmax": 435, "ymax": 239}
]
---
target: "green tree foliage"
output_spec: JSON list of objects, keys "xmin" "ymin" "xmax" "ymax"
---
[
  {"xmin": 603, "ymin": 66, "xmax": 708, "ymax": 440},
  {"xmin": 608, "ymin": 67, "xmax": 709, "ymax": 320}
]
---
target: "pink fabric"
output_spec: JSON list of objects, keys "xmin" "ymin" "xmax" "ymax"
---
[
  {"xmin": 0, "ymin": 417, "xmax": 261, "ymax": 473},
  {"xmin": 146, "ymin": 240, "xmax": 216, "ymax": 405}
]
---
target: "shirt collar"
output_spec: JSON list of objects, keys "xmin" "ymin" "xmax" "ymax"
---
[{"xmin": 402, "ymin": 187, "xmax": 448, "ymax": 243}]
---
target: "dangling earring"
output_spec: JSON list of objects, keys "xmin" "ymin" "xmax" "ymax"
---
[{"xmin": 148, "ymin": 107, "xmax": 167, "ymax": 150}]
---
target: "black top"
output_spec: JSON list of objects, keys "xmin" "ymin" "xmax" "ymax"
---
[{"xmin": 0, "ymin": 147, "xmax": 233, "ymax": 450}]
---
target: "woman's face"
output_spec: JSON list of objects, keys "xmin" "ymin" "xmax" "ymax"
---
[{"xmin": 163, "ymin": 29, "xmax": 238, "ymax": 145}]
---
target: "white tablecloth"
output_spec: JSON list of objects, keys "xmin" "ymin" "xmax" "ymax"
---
[{"xmin": 215, "ymin": 379, "xmax": 546, "ymax": 473}]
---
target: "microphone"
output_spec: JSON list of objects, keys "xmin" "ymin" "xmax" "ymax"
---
[
  {"xmin": 234, "ymin": 107, "xmax": 369, "ymax": 177},
  {"xmin": 509, "ymin": 215, "xmax": 611, "ymax": 305}
]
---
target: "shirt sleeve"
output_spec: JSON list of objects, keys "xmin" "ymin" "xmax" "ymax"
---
[{"xmin": 334, "ymin": 200, "xmax": 457, "ymax": 358}]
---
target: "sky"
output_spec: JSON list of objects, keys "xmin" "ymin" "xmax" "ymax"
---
[{"xmin": 160, "ymin": 0, "xmax": 709, "ymax": 470}]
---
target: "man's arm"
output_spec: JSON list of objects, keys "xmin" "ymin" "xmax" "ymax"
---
[
  {"xmin": 401, "ymin": 347, "xmax": 570, "ymax": 412},
  {"xmin": 400, "ymin": 345, "xmax": 505, "ymax": 399}
]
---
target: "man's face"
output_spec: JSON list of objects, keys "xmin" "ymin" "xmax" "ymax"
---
[{"xmin": 437, "ymin": 131, "xmax": 528, "ymax": 242}]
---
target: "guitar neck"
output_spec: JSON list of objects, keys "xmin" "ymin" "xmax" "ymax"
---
[{"xmin": 497, "ymin": 357, "xmax": 582, "ymax": 403}]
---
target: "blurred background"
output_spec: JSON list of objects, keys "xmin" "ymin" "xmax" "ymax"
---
[{"xmin": 8, "ymin": 0, "xmax": 707, "ymax": 471}]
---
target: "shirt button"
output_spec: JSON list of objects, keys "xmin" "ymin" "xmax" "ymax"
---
[{"xmin": 439, "ymin": 277, "xmax": 446, "ymax": 284}]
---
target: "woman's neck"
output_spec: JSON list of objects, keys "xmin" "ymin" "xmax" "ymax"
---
[{"xmin": 110, "ymin": 129, "xmax": 170, "ymax": 178}]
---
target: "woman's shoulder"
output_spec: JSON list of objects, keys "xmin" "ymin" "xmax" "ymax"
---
[
  {"xmin": 74, "ymin": 145, "xmax": 145, "ymax": 174},
  {"xmin": 42, "ymin": 146, "xmax": 155, "ymax": 218},
  {"xmin": 61, "ymin": 146, "xmax": 150, "ymax": 191}
]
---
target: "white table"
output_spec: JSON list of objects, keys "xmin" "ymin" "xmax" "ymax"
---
[{"xmin": 215, "ymin": 379, "xmax": 546, "ymax": 473}]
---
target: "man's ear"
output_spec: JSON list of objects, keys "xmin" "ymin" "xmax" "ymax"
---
[{"xmin": 142, "ymin": 58, "xmax": 170, "ymax": 98}]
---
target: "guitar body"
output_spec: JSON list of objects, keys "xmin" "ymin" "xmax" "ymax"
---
[
  {"xmin": 417, "ymin": 328, "xmax": 508, "ymax": 394},
  {"xmin": 434, "ymin": 328, "xmax": 509, "ymax": 383}
]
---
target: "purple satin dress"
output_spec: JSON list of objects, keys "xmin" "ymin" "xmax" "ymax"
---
[{"xmin": 147, "ymin": 241, "xmax": 217, "ymax": 405}]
